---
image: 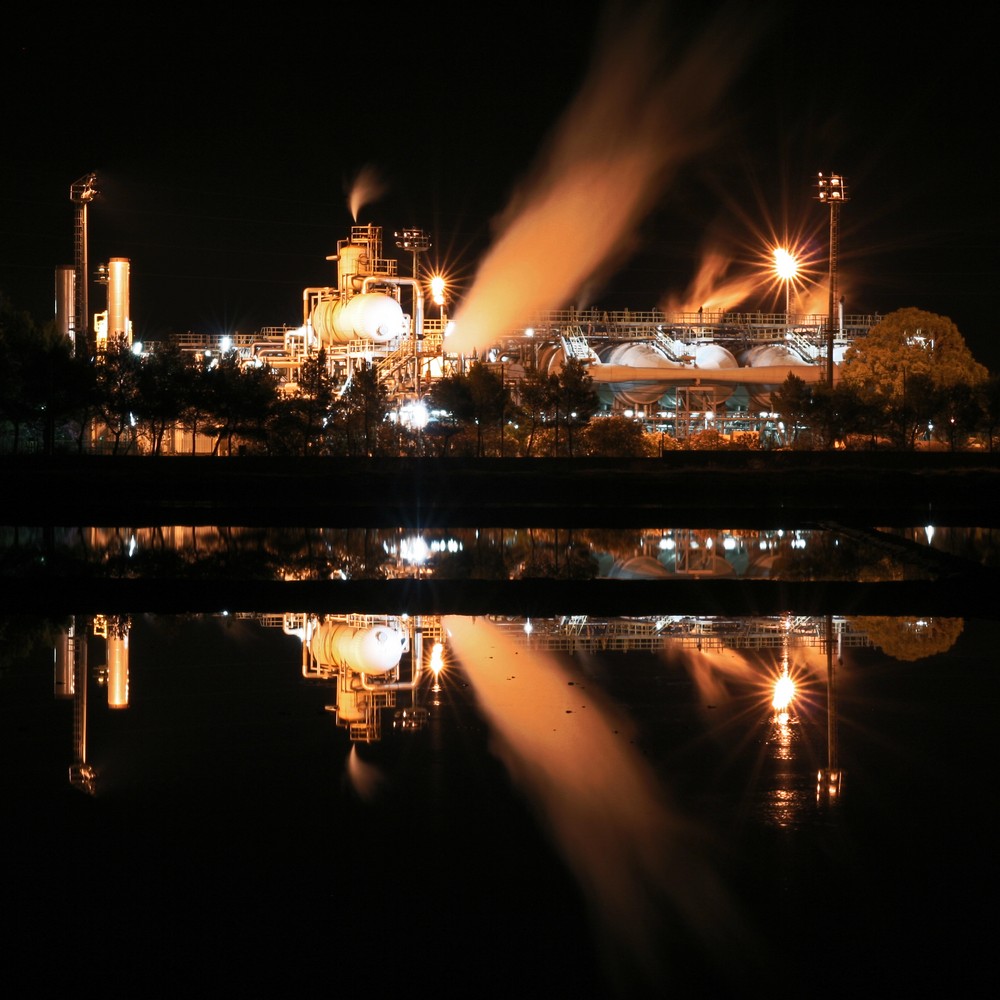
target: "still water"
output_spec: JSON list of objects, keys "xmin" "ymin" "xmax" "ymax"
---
[
  {"xmin": 4, "ymin": 604, "xmax": 996, "ymax": 998},
  {"xmin": 4, "ymin": 524, "xmax": 999, "ymax": 581}
]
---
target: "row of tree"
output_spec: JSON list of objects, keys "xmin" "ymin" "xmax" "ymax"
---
[
  {"xmin": 770, "ymin": 308, "xmax": 998, "ymax": 449},
  {"xmin": 2, "ymin": 295, "xmax": 996, "ymax": 455}
]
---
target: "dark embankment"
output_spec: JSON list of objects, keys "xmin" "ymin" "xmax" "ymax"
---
[{"xmin": 3, "ymin": 451, "xmax": 1000, "ymax": 527}]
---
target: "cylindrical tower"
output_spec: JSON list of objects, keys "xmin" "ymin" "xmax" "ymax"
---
[
  {"xmin": 54, "ymin": 266, "xmax": 76, "ymax": 346},
  {"xmin": 107, "ymin": 257, "xmax": 131, "ymax": 345},
  {"xmin": 106, "ymin": 631, "xmax": 129, "ymax": 709}
]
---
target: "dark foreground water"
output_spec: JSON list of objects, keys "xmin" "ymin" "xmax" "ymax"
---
[{"xmin": 4, "ymin": 611, "xmax": 997, "ymax": 998}]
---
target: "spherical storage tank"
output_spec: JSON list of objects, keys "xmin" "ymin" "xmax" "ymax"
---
[{"xmin": 311, "ymin": 293, "xmax": 406, "ymax": 347}]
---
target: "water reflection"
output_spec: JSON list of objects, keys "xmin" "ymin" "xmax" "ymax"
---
[
  {"xmin": 4, "ymin": 524, "xmax": 996, "ymax": 582},
  {"xmin": 5, "ymin": 606, "xmax": 987, "ymax": 996}
]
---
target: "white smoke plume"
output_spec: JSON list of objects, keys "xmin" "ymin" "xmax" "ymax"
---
[
  {"xmin": 448, "ymin": 3, "xmax": 759, "ymax": 356},
  {"xmin": 348, "ymin": 165, "xmax": 387, "ymax": 222}
]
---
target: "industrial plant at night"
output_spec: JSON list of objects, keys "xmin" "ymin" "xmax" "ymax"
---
[{"xmin": 56, "ymin": 171, "xmax": 873, "ymax": 449}]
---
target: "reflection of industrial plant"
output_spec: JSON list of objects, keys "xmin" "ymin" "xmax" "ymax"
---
[
  {"xmin": 54, "ymin": 614, "xmax": 131, "ymax": 794},
  {"xmin": 47, "ymin": 610, "xmax": 961, "ymax": 807},
  {"xmin": 13, "ymin": 524, "xmax": 957, "ymax": 585},
  {"xmin": 57, "ymin": 174, "xmax": 879, "ymax": 443},
  {"xmin": 281, "ymin": 613, "xmax": 445, "ymax": 743}
]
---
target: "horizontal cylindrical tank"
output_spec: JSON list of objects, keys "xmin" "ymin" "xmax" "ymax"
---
[
  {"xmin": 311, "ymin": 293, "xmax": 405, "ymax": 345},
  {"xmin": 598, "ymin": 342, "xmax": 682, "ymax": 406},
  {"xmin": 740, "ymin": 344, "xmax": 815, "ymax": 409},
  {"xmin": 310, "ymin": 623, "xmax": 407, "ymax": 675}
]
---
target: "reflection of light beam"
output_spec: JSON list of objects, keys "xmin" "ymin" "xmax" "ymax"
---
[
  {"xmin": 449, "ymin": 6, "xmax": 759, "ymax": 356},
  {"xmin": 444, "ymin": 615, "xmax": 747, "ymax": 991}
]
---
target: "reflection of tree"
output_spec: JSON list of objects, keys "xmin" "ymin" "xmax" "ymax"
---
[
  {"xmin": 516, "ymin": 528, "xmax": 599, "ymax": 580},
  {"xmin": 0, "ymin": 615, "xmax": 61, "ymax": 672},
  {"xmin": 850, "ymin": 616, "xmax": 964, "ymax": 660}
]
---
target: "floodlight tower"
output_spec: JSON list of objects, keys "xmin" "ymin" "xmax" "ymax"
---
[
  {"xmin": 70, "ymin": 172, "xmax": 99, "ymax": 356},
  {"xmin": 394, "ymin": 228, "xmax": 431, "ymax": 280},
  {"xmin": 816, "ymin": 173, "xmax": 848, "ymax": 386},
  {"xmin": 394, "ymin": 229, "xmax": 432, "ymax": 397}
]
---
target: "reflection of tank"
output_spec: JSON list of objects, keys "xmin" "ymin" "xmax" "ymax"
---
[
  {"xmin": 53, "ymin": 620, "xmax": 77, "ymax": 699},
  {"xmin": 604, "ymin": 556, "xmax": 672, "ymax": 579},
  {"xmin": 309, "ymin": 622, "xmax": 407, "ymax": 675},
  {"xmin": 106, "ymin": 631, "xmax": 129, "ymax": 709},
  {"xmin": 311, "ymin": 293, "xmax": 405, "ymax": 346}
]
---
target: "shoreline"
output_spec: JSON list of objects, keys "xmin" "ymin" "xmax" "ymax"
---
[{"xmin": 3, "ymin": 452, "xmax": 1000, "ymax": 526}]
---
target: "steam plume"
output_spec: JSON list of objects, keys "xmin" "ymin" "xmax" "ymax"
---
[
  {"xmin": 348, "ymin": 166, "xmax": 387, "ymax": 222},
  {"xmin": 449, "ymin": 3, "xmax": 758, "ymax": 355}
]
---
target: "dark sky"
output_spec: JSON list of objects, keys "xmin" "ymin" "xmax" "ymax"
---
[{"xmin": 3, "ymin": 2, "xmax": 997, "ymax": 369}]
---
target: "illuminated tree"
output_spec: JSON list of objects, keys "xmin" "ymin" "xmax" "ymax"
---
[
  {"xmin": 842, "ymin": 308, "xmax": 988, "ymax": 393},
  {"xmin": 840, "ymin": 308, "xmax": 988, "ymax": 447},
  {"xmin": 581, "ymin": 414, "xmax": 656, "ymax": 456}
]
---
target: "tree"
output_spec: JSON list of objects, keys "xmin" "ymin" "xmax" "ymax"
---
[
  {"xmin": 340, "ymin": 361, "xmax": 389, "ymax": 456},
  {"xmin": 202, "ymin": 353, "xmax": 279, "ymax": 455},
  {"xmin": 554, "ymin": 358, "xmax": 599, "ymax": 456},
  {"xmin": 581, "ymin": 415, "xmax": 656, "ymax": 456},
  {"xmin": 94, "ymin": 335, "xmax": 142, "ymax": 454},
  {"xmin": 770, "ymin": 373, "xmax": 812, "ymax": 447},
  {"xmin": 842, "ymin": 308, "xmax": 988, "ymax": 391},
  {"xmin": 467, "ymin": 362, "xmax": 509, "ymax": 457},
  {"xmin": 275, "ymin": 349, "xmax": 337, "ymax": 455},
  {"xmin": 840, "ymin": 309, "xmax": 988, "ymax": 444},
  {"xmin": 427, "ymin": 371, "xmax": 475, "ymax": 455},
  {"xmin": 515, "ymin": 367, "xmax": 559, "ymax": 456},
  {"xmin": 134, "ymin": 340, "xmax": 192, "ymax": 455}
]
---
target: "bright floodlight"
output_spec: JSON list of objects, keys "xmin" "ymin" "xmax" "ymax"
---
[
  {"xmin": 430, "ymin": 275, "xmax": 446, "ymax": 306},
  {"xmin": 773, "ymin": 248, "xmax": 798, "ymax": 281}
]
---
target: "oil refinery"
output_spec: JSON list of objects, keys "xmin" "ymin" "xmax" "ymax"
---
[{"xmin": 56, "ymin": 172, "xmax": 878, "ymax": 443}]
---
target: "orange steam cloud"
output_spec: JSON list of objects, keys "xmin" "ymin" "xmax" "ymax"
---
[{"xmin": 449, "ymin": 4, "xmax": 759, "ymax": 355}]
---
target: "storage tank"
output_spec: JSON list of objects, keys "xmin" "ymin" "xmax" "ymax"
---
[
  {"xmin": 54, "ymin": 266, "xmax": 76, "ymax": 345},
  {"xmin": 596, "ymin": 342, "xmax": 683, "ymax": 406},
  {"xmin": 53, "ymin": 624, "xmax": 76, "ymax": 699},
  {"xmin": 311, "ymin": 293, "xmax": 405, "ymax": 345},
  {"xmin": 310, "ymin": 622, "xmax": 407, "ymax": 675},
  {"xmin": 740, "ymin": 343, "xmax": 816, "ymax": 410},
  {"xmin": 107, "ymin": 633, "xmax": 129, "ymax": 709},
  {"xmin": 107, "ymin": 257, "xmax": 131, "ymax": 344}
]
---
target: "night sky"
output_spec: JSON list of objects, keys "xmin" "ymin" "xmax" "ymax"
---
[{"xmin": 3, "ymin": 2, "xmax": 997, "ymax": 369}]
